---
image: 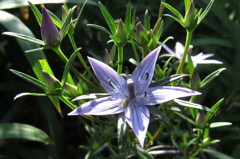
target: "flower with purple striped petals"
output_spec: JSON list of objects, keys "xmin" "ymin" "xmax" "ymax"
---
[
  {"xmin": 163, "ymin": 42, "xmax": 223, "ymax": 67},
  {"xmin": 68, "ymin": 46, "xmax": 201, "ymax": 147}
]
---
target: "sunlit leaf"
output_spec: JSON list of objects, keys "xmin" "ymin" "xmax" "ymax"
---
[
  {"xmin": 200, "ymin": 68, "xmax": 226, "ymax": 88},
  {"xmin": 210, "ymin": 122, "xmax": 232, "ymax": 128},
  {"xmin": 174, "ymin": 99, "xmax": 214, "ymax": 113}
]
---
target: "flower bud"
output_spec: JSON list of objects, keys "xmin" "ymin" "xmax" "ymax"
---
[
  {"xmin": 195, "ymin": 111, "xmax": 207, "ymax": 129},
  {"xmin": 114, "ymin": 19, "xmax": 127, "ymax": 46},
  {"xmin": 104, "ymin": 49, "xmax": 112, "ymax": 65},
  {"xmin": 62, "ymin": 5, "xmax": 67, "ymax": 21},
  {"xmin": 42, "ymin": 70, "xmax": 62, "ymax": 95},
  {"xmin": 41, "ymin": 6, "xmax": 60, "ymax": 47},
  {"xmin": 190, "ymin": 69, "xmax": 201, "ymax": 90},
  {"xmin": 184, "ymin": 0, "xmax": 198, "ymax": 31}
]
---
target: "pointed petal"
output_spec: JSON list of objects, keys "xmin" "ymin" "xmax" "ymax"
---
[
  {"xmin": 124, "ymin": 102, "xmax": 150, "ymax": 147},
  {"xmin": 192, "ymin": 53, "xmax": 223, "ymax": 65},
  {"xmin": 68, "ymin": 97, "xmax": 124, "ymax": 115},
  {"xmin": 88, "ymin": 57, "xmax": 127, "ymax": 94},
  {"xmin": 175, "ymin": 42, "xmax": 184, "ymax": 59},
  {"xmin": 131, "ymin": 46, "xmax": 161, "ymax": 95},
  {"xmin": 146, "ymin": 86, "xmax": 201, "ymax": 105},
  {"xmin": 162, "ymin": 44, "xmax": 178, "ymax": 57}
]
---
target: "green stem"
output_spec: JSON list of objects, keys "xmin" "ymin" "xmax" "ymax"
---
[
  {"xmin": 158, "ymin": 0, "xmax": 166, "ymax": 20},
  {"xmin": 68, "ymin": 34, "xmax": 99, "ymax": 84},
  {"xmin": 117, "ymin": 46, "xmax": 124, "ymax": 73},
  {"xmin": 53, "ymin": 46, "xmax": 104, "ymax": 92},
  {"xmin": 176, "ymin": 30, "xmax": 193, "ymax": 74},
  {"xmin": 59, "ymin": 94, "xmax": 77, "ymax": 110}
]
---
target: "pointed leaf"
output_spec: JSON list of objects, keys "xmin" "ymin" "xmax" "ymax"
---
[
  {"xmin": 28, "ymin": 1, "xmax": 42, "ymax": 25},
  {"xmin": 174, "ymin": 111, "xmax": 196, "ymax": 125},
  {"xmin": 3, "ymin": 31, "xmax": 45, "ymax": 45},
  {"xmin": 124, "ymin": 2, "xmax": 132, "ymax": 33},
  {"xmin": 210, "ymin": 122, "xmax": 232, "ymax": 128},
  {"xmin": 200, "ymin": 68, "xmax": 226, "ymax": 88},
  {"xmin": 174, "ymin": 99, "xmax": 214, "ymax": 113},
  {"xmin": 98, "ymin": 1, "xmax": 117, "ymax": 34},
  {"xmin": 10, "ymin": 69, "xmax": 45, "ymax": 90},
  {"xmin": 0, "ymin": 123, "xmax": 52, "ymax": 145},
  {"xmin": 14, "ymin": 92, "xmax": 47, "ymax": 100},
  {"xmin": 87, "ymin": 24, "xmax": 111, "ymax": 35},
  {"xmin": 198, "ymin": 0, "xmax": 215, "ymax": 25},
  {"xmin": 151, "ymin": 74, "xmax": 188, "ymax": 87},
  {"xmin": 72, "ymin": 93, "xmax": 109, "ymax": 101},
  {"xmin": 207, "ymin": 98, "xmax": 224, "ymax": 120},
  {"xmin": 162, "ymin": 3, "xmax": 184, "ymax": 21},
  {"xmin": 61, "ymin": 48, "xmax": 81, "ymax": 85}
]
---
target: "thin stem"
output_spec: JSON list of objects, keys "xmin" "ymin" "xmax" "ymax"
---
[
  {"xmin": 145, "ymin": 126, "xmax": 163, "ymax": 149},
  {"xmin": 117, "ymin": 46, "xmax": 124, "ymax": 73},
  {"xmin": 53, "ymin": 47, "xmax": 104, "ymax": 92},
  {"xmin": 176, "ymin": 30, "xmax": 193, "ymax": 74},
  {"xmin": 59, "ymin": 94, "xmax": 77, "ymax": 110},
  {"xmin": 68, "ymin": 34, "xmax": 99, "ymax": 84}
]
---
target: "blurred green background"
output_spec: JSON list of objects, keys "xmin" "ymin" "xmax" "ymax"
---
[{"xmin": 0, "ymin": 0, "xmax": 239, "ymax": 158}]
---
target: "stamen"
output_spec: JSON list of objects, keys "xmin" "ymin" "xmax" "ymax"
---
[
  {"xmin": 127, "ymin": 79, "xmax": 135, "ymax": 100},
  {"xmin": 145, "ymin": 73, "xmax": 149, "ymax": 80},
  {"xmin": 144, "ymin": 91, "xmax": 147, "ymax": 97},
  {"xmin": 108, "ymin": 79, "xmax": 116, "ymax": 88},
  {"xmin": 122, "ymin": 98, "xmax": 129, "ymax": 108}
]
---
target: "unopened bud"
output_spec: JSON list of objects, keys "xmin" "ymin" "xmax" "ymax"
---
[
  {"xmin": 41, "ymin": 6, "xmax": 60, "ymax": 47},
  {"xmin": 190, "ymin": 69, "xmax": 201, "ymax": 90},
  {"xmin": 114, "ymin": 19, "xmax": 127, "ymax": 46},
  {"xmin": 42, "ymin": 70, "xmax": 62, "ymax": 95},
  {"xmin": 195, "ymin": 111, "xmax": 207, "ymax": 129},
  {"xmin": 184, "ymin": 0, "xmax": 198, "ymax": 31}
]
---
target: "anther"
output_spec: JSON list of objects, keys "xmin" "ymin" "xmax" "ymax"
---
[
  {"xmin": 108, "ymin": 79, "xmax": 116, "ymax": 88},
  {"xmin": 145, "ymin": 73, "xmax": 149, "ymax": 80},
  {"xmin": 122, "ymin": 98, "xmax": 129, "ymax": 108}
]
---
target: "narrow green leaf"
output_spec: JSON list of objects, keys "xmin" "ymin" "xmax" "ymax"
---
[
  {"xmin": 87, "ymin": 24, "xmax": 111, "ymax": 35},
  {"xmin": 200, "ymin": 68, "xmax": 226, "ymax": 88},
  {"xmin": 174, "ymin": 99, "xmax": 214, "ymax": 113},
  {"xmin": 144, "ymin": 10, "xmax": 150, "ymax": 30},
  {"xmin": 184, "ymin": 0, "xmax": 190, "ymax": 12},
  {"xmin": 164, "ymin": 14, "xmax": 185, "ymax": 27},
  {"xmin": 14, "ymin": 92, "xmax": 47, "ymax": 100},
  {"xmin": 61, "ymin": 48, "xmax": 81, "ymax": 85},
  {"xmin": 47, "ymin": 8, "xmax": 63, "ymax": 29},
  {"xmin": 124, "ymin": 2, "xmax": 132, "ymax": 33},
  {"xmin": 10, "ymin": 69, "xmax": 45, "ymax": 90},
  {"xmin": 148, "ymin": 106, "xmax": 170, "ymax": 130},
  {"xmin": 210, "ymin": 122, "xmax": 232, "ymax": 128},
  {"xmin": 72, "ymin": 93, "xmax": 109, "ymax": 101},
  {"xmin": 59, "ymin": 6, "xmax": 77, "ymax": 39},
  {"xmin": 198, "ymin": 0, "xmax": 215, "ymax": 25},
  {"xmin": 207, "ymin": 98, "xmax": 224, "ymax": 120},
  {"xmin": 3, "ymin": 31, "xmax": 45, "ymax": 45},
  {"xmin": 151, "ymin": 74, "xmax": 188, "ymax": 87},
  {"xmin": 98, "ymin": 1, "xmax": 117, "ymax": 34},
  {"xmin": 28, "ymin": 1, "xmax": 42, "ymax": 25},
  {"xmin": 0, "ymin": 123, "xmax": 52, "ymax": 145},
  {"xmin": 174, "ymin": 111, "xmax": 196, "ymax": 125},
  {"xmin": 203, "ymin": 149, "xmax": 234, "ymax": 159},
  {"xmin": 152, "ymin": 18, "xmax": 163, "ymax": 41},
  {"xmin": 162, "ymin": 3, "xmax": 184, "ymax": 21}
]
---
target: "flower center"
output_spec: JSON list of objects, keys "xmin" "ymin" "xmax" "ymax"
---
[{"xmin": 127, "ymin": 79, "xmax": 135, "ymax": 100}]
